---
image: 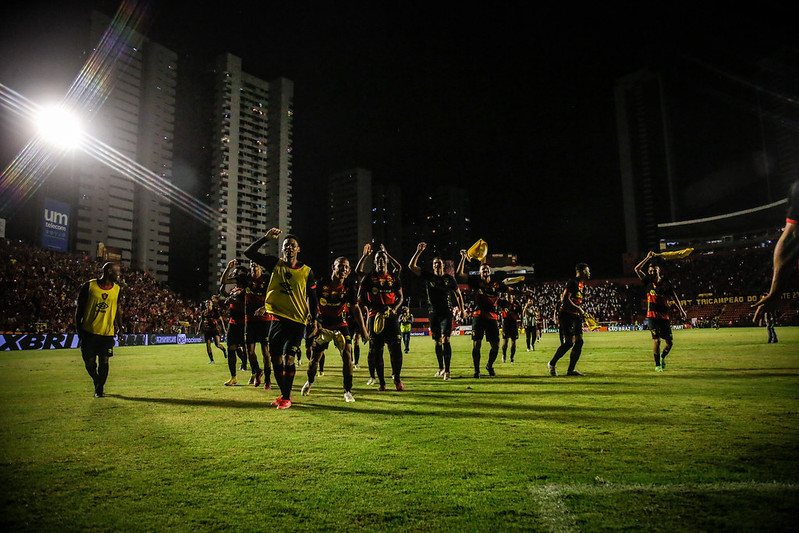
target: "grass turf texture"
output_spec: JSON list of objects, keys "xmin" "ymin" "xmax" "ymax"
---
[{"xmin": 1, "ymin": 327, "xmax": 798, "ymax": 532}]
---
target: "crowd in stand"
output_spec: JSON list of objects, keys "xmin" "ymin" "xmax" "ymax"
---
[
  {"xmin": 2, "ymin": 238, "xmax": 797, "ymax": 334},
  {"xmin": 0, "ymin": 239, "xmax": 201, "ymax": 335}
]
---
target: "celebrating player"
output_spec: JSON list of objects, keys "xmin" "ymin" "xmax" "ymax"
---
[
  {"xmin": 547, "ymin": 263, "xmax": 591, "ymax": 377},
  {"xmin": 522, "ymin": 297, "xmax": 538, "ymax": 351},
  {"xmin": 219, "ymin": 260, "xmax": 250, "ymax": 385},
  {"xmin": 302, "ymin": 256, "xmax": 368, "ymax": 402},
  {"xmin": 635, "ymin": 252, "xmax": 687, "ymax": 371},
  {"xmin": 456, "ymin": 250, "xmax": 505, "ymax": 378},
  {"xmin": 358, "ymin": 247, "xmax": 405, "ymax": 391},
  {"xmin": 245, "ymin": 228, "xmax": 318, "ymax": 409},
  {"xmin": 408, "ymin": 242, "xmax": 464, "ymax": 380},
  {"xmin": 243, "ymin": 261, "xmax": 271, "ymax": 389}
]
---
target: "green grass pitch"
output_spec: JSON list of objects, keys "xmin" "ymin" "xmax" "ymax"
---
[{"xmin": 1, "ymin": 327, "xmax": 798, "ymax": 532}]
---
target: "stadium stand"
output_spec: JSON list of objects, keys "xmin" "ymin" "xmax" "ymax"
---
[{"xmin": 0, "ymin": 239, "xmax": 201, "ymax": 334}]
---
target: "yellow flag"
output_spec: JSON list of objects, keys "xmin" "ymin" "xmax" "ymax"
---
[
  {"xmin": 654, "ymin": 248, "xmax": 694, "ymax": 260},
  {"xmin": 467, "ymin": 239, "xmax": 488, "ymax": 262},
  {"xmin": 584, "ymin": 313, "xmax": 601, "ymax": 331},
  {"xmin": 504, "ymin": 276, "xmax": 525, "ymax": 285}
]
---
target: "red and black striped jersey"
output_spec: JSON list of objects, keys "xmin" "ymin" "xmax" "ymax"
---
[
  {"xmin": 468, "ymin": 275, "xmax": 502, "ymax": 320},
  {"xmin": 559, "ymin": 278, "xmax": 584, "ymax": 316},
  {"xmin": 646, "ymin": 278, "xmax": 672, "ymax": 320},
  {"xmin": 317, "ymin": 278, "xmax": 358, "ymax": 328},
  {"xmin": 360, "ymin": 272, "xmax": 402, "ymax": 317}
]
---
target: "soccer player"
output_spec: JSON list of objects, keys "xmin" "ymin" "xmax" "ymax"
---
[
  {"xmin": 456, "ymin": 250, "xmax": 505, "ymax": 378},
  {"xmin": 408, "ymin": 242, "xmax": 465, "ymax": 379},
  {"xmin": 358, "ymin": 247, "xmax": 405, "ymax": 391},
  {"xmin": 243, "ymin": 261, "xmax": 271, "ymax": 389},
  {"xmin": 196, "ymin": 298, "xmax": 227, "ymax": 364},
  {"xmin": 547, "ymin": 263, "xmax": 591, "ymax": 377},
  {"xmin": 753, "ymin": 179, "xmax": 799, "ymax": 324},
  {"xmin": 302, "ymin": 256, "xmax": 369, "ymax": 402},
  {"xmin": 522, "ymin": 298, "xmax": 538, "ymax": 351},
  {"xmin": 500, "ymin": 293, "xmax": 522, "ymax": 363},
  {"xmin": 219, "ymin": 260, "xmax": 249, "ymax": 385},
  {"xmin": 245, "ymin": 228, "xmax": 318, "ymax": 409},
  {"xmin": 75, "ymin": 262, "xmax": 123, "ymax": 398},
  {"xmin": 634, "ymin": 251, "xmax": 687, "ymax": 372}
]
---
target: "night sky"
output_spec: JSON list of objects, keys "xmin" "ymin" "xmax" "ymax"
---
[{"xmin": 1, "ymin": 1, "xmax": 795, "ymax": 279}]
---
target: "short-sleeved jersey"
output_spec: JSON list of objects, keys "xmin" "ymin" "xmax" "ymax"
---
[
  {"xmin": 787, "ymin": 180, "xmax": 799, "ymax": 224},
  {"xmin": 78, "ymin": 279, "xmax": 120, "ymax": 337},
  {"xmin": 317, "ymin": 277, "xmax": 358, "ymax": 328},
  {"xmin": 201, "ymin": 307, "xmax": 223, "ymax": 331},
  {"xmin": 468, "ymin": 275, "xmax": 502, "ymax": 321},
  {"xmin": 559, "ymin": 278, "xmax": 585, "ymax": 317},
  {"xmin": 644, "ymin": 276, "xmax": 672, "ymax": 320},
  {"xmin": 264, "ymin": 260, "xmax": 317, "ymax": 325},
  {"xmin": 501, "ymin": 300, "xmax": 522, "ymax": 326},
  {"xmin": 420, "ymin": 269, "xmax": 458, "ymax": 315},
  {"xmin": 226, "ymin": 286, "xmax": 246, "ymax": 325},
  {"xmin": 360, "ymin": 272, "xmax": 402, "ymax": 317},
  {"xmin": 245, "ymin": 274, "xmax": 270, "ymax": 323}
]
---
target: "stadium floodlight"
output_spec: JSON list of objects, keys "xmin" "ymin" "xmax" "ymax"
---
[{"xmin": 34, "ymin": 105, "xmax": 83, "ymax": 150}]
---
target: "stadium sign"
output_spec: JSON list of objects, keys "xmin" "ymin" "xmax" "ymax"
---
[
  {"xmin": 42, "ymin": 198, "xmax": 71, "ymax": 252},
  {"xmin": 0, "ymin": 334, "xmax": 80, "ymax": 350},
  {"xmin": 0, "ymin": 333, "xmax": 206, "ymax": 350}
]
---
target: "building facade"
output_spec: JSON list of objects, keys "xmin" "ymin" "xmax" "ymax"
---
[
  {"xmin": 207, "ymin": 54, "xmax": 294, "ymax": 287},
  {"xmin": 73, "ymin": 11, "xmax": 177, "ymax": 281}
]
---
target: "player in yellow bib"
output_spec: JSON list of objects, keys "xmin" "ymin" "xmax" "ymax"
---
[
  {"xmin": 75, "ymin": 262, "xmax": 122, "ymax": 398},
  {"xmin": 245, "ymin": 228, "xmax": 318, "ymax": 410}
]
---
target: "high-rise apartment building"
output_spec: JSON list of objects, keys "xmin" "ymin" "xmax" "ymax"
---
[
  {"xmin": 207, "ymin": 54, "xmax": 294, "ymax": 287},
  {"xmin": 419, "ymin": 185, "xmax": 471, "ymax": 260},
  {"xmin": 328, "ymin": 168, "xmax": 373, "ymax": 261},
  {"xmin": 73, "ymin": 11, "xmax": 177, "ymax": 281}
]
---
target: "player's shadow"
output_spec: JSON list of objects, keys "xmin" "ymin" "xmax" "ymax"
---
[{"xmin": 110, "ymin": 394, "xmax": 267, "ymax": 409}]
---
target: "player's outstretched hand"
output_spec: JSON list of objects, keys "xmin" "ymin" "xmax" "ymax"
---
[
  {"xmin": 265, "ymin": 228, "xmax": 281, "ymax": 239},
  {"xmin": 751, "ymin": 293, "xmax": 777, "ymax": 325}
]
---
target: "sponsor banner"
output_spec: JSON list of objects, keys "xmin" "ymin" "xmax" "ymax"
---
[
  {"xmin": 1, "ymin": 333, "xmax": 222, "ymax": 351},
  {"xmin": 608, "ymin": 325, "xmax": 646, "ymax": 332},
  {"xmin": 1, "ymin": 334, "xmax": 81, "ymax": 351},
  {"xmin": 42, "ymin": 197, "xmax": 70, "ymax": 252},
  {"xmin": 680, "ymin": 291, "xmax": 799, "ymax": 307},
  {"xmin": 410, "ymin": 331, "xmax": 429, "ymax": 336},
  {"xmin": 148, "ymin": 334, "xmax": 205, "ymax": 345}
]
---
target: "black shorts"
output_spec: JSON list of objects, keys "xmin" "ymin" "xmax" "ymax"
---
[
  {"xmin": 558, "ymin": 312, "xmax": 583, "ymax": 338},
  {"xmin": 429, "ymin": 312, "xmax": 453, "ymax": 340},
  {"xmin": 203, "ymin": 329, "xmax": 220, "ymax": 342},
  {"xmin": 368, "ymin": 313, "xmax": 401, "ymax": 345},
  {"xmin": 79, "ymin": 331, "xmax": 115, "ymax": 358},
  {"xmin": 502, "ymin": 321, "xmax": 519, "ymax": 340},
  {"xmin": 472, "ymin": 316, "xmax": 499, "ymax": 344},
  {"xmin": 268, "ymin": 317, "xmax": 306, "ymax": 360},
  {"xmin": 245, "ymin": 319, "xmax": 270, "ymax": 344},
  {"xmin": 648, "ymin": 317, "xmax": 673, "ymax": 341},
  {"xmin": 227, "ymin": 322, "xmax": 245, "ymax": 346}
]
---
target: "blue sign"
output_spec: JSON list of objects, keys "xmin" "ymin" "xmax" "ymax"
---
[{"xmin": 42, "ymin": 197, "xmax": 70, "ymax": 251}]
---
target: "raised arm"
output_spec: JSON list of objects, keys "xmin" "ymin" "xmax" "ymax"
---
[
  {"xmin": 456, "ymin": 249, "xmax": 469, "ymax": 283},
  {"xmin": 353, "ymin": 243, "xmax": 373, "ymax": 279},
  {"xmin": 244, "ymin": 228, "xmax": 281, "ymax": 269},
  {"xmin": 380, "ymin": 244, "xmax": 402, "ymax": 275},
  {"xmin": 634, "ymin": 251, "xmax": 655, "ymax": 281},
  {"xmin": 218, "ymin": 259, "xmax": 238, "ymax": 296},
  {"xmin": 753, "ymin": 220, "xmax": 799, "ymax": 323},
  {"xmin": 408, "ymin": 242, "xmax": 426, "ymax": 276}
]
